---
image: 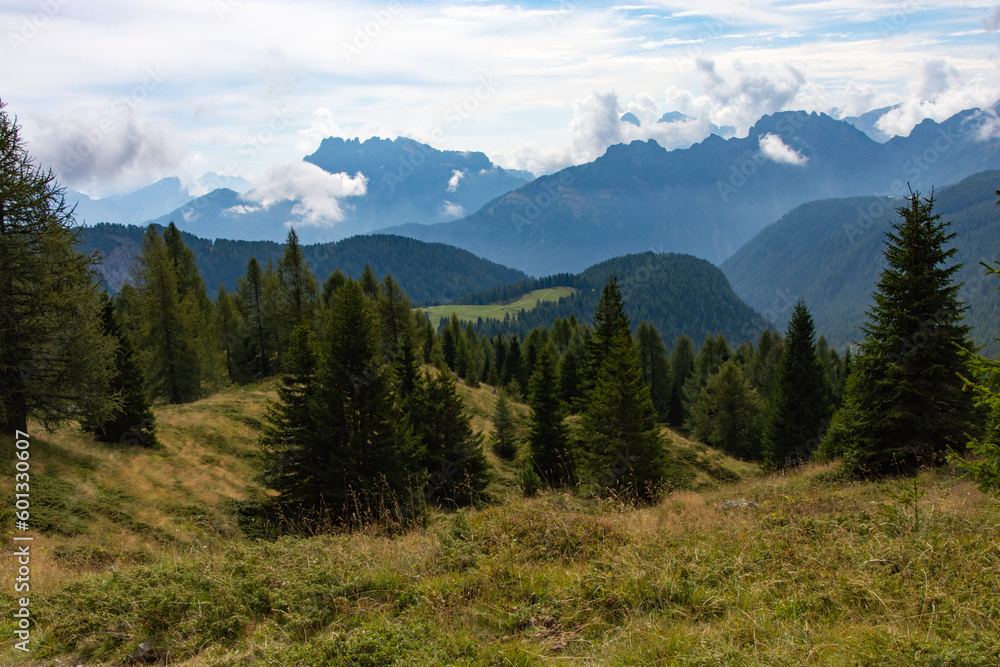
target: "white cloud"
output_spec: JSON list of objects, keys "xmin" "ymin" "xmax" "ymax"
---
[
  {"xmin": 241, "ymin": 161, "xmax": 367, "ymax": 228},
  {"xmin": 27, "ymin": 110, "xmax": 185, "ymax": 197},
  {"xmin": 441, "ymin": 200, "xmax": 465, "ymax": 217},
  {"xmin": 446, "ymin": 169, "xmax": 465, "ymax": 192},
  {"xmin": 758, "ymin": 133, "xmax": 808, "ymax": 165},
  {"xmin": 224, "ymin": 204, "xmax": 262, "ymax": 216},
  {"xmin": 296, "ymin": 107, "xmax": 346, "ymax": 153}
]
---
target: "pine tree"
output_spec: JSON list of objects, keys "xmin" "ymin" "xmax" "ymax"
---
[
  {"xmin": 527, "ymin": 343, "xmax": 575, "ymax": 486},
  {"xmin": 261, "ymin": 324, "xmax": 322, "ymax": 508},
  {"xmin": 409, "ymin": 370, "xmax": 490, "ymax": 506},
  {"xmin": 690, "ymin": 359, "xmax": 763, "ymax": 461},
  {"xmin": 377, "ymin": 274, "xmax": 411, "ymax": 361},
  {"xmin": 582, "ymin": 329, "xmax": 666, "ymax": 500},
  {"xmin": 238, "ymin": 257, "xmax": 272, "ymax": 378},
  {"xmin": 636, "ymin": 321, "xmax": 672, "ymax": 422},
  {"xmin": 312, "ymin": 279, "xmax": 421, "ymax": 517},
  {"xmin": 81, "ymin": 294, "xmax": 157, "ymax": 446},
  {"xmin": 761, "ymin": 301, "xmax": 831, "ymax": 470},
  {"xmin": 360, "ymin": 263, "xmax": 379, "ymax": 298},
  {"xmin": 820, "ymin": 191, "xmax": 976, "ymax": 475},
  {"xmin": 557, "ymin": 343, "xmax": 584, "ymax": 411},
  {"xmin": 277, "ymin": 228, "xmax": 319, "ymax": 331},
  {"xmin": 322, "ymin": 268, "xmax": 347, "ymax": 308},
  {"xmin": 0, "ymin": 101, "xmax": 117, "ymax": 432},
  {"xmin": 215, "ymin": 284, "xmax": 243, "ymax": 383},
  {"xmin": 132, "ymin": 225, "xmax": 201, "ymax": 403},
  {"xmin": 583, "ymin": 276, "xmax": 630, "ymax": 390},
  {"xmin": 668, "ymin": 334, "xmax": 695, "ymax": 426},
  {"xmin": 489, "ymin": 388, "xmax": 520, "ymax": 460},
  {"xmin": 163, "ymin": 222, "xmax": 219, "ymax": 387}
]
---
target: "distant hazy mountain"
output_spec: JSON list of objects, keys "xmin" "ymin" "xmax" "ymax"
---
[
  {"xmin": 450, "ymin": 251, "xmax": 770, "ymax": 347},
  {"xmin": 80, "ymin": 223, "xmax": 528, "ymax": 306},
  {"xmin": 720, "ymin": 170, "xmax": 1000, "ymax": 355},
  {"xmin": 153, "ymin": 137, "xmax": 532, "ymax": 244},
  {"xmin": 840, "ymin": 105, "xmax": 901, "ymax": 142},
  {"xmin": 380, "ymin": 104, "xmax": 1000, "ymax": 276},
  {"xmin": 65, "ymin": 173, "xmax": 252, "ymax": 226}
]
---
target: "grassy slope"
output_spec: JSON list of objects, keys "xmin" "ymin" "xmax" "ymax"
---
[
  {"xmin": 1, "ymin": 380, "xmax": 998, "ymax": 666},
  {"xmin": 420, "ymin": 286, "xmax": 578, "ymax": 329}
]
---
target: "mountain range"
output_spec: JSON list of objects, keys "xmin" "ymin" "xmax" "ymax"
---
[
  {"xmin": 720, "ymin": 169, "xmax": 1000, "ymax": 355},
  {"xmin": 65, "ymin": 173, "xmax": 252, "ymax": 226},
  {"xmin": 382, "ymin": 102, "xmax": 1000, "ymax": 275},
  {"xmin": 146, "ymin": 137, "xmax": 532, "ymax": 244}
]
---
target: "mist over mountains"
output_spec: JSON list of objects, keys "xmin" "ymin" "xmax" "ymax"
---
[
  {"xmin": 146, "ymin": 137, "xmax": 532, "ymax": 244},
  {"xmin": 382, "ymin": 102, "xmax": 1000, "ymax": 275}
]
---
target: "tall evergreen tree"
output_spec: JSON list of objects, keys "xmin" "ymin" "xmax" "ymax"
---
[
  {"xmin": 132, "ymin": 225, "xmax": 201, "ymax": 403},
  {"xmin": 668, "ymin": 334, "xmax": 696, "ymax": 427},
  {"xmin": 636, "ymin": 321, "xmax": 672, "ymax": 422},
  {"xmin": 527, "ymin": 343, "xmax": 575, "ymax": 486},
  {"xmin": 489, "ymin": 388, "xmax": 520, "ymax": 460},
  {"xmin": 312, "ymin": 280, "xmax": 421, "ymax": 517},
  {"xmin": 215, "ymin": 284, "xmax": 243, "ymax": 383},
  {"xmin": 409, "ymin": 370, "xmax": 490, "ymax": 506},
  {"xmin": 377, "ymin": 274, "xmax": 411, "ymax": 361},
  {"xmin": 820, "ymin": 191, "xmax": 976, "ymax": 475},
  {"xmin": 0, "ymin": 100, "xmax": 116, "ymax": 432},
  {"xmin": 81, "ymin": 293, "xmax": 157, "ymax": 446},
  {"xmin": 582, "ymin": 329, "xmax": 666, "ymax": 500},
  {"xmin": 238, "ymin": 257, "xmax": 272, "ymax": 378},
  {"xmin": 277, "ymin": 228, "xmax": 319, "ymax": 331},
  {"xmin": 761, "ymin": 301, "xmax": 831, "ymax": 470},
  {"xmin": 583, "ymin": 276, "xmax": 630, "ymax": 389},
  {"xmin": 261, "ymin": 324, "xmax": 322, "ymax": 507},
  {"xmin": 690, "ymin": 359, "xmax": 763, "ymax": 461}
]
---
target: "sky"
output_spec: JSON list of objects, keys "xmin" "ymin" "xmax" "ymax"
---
[{"xmin": 3, "ymin": 0, "xmax": 1000, "ymax": 198}]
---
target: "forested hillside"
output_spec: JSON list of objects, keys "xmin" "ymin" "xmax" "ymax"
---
[
  {"xmin": 448, "ymin": 252, "xmax": 770, "ymax": 347},
  {"xmin": 721, "ymin": 170, "xmax": 1000, "ymax": 354},
  {"xmin": 80, "ymin": 223, "xmax": 528, "ymax": 306}
]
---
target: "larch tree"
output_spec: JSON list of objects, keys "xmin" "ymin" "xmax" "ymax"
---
[{"xmin": 0, "ymin": 100, "xmax": 116, "ymax": 432}]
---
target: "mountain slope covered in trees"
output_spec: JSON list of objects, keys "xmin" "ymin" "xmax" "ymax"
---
[
  {"xmin": 382, "ymin": 104, "xmax": 1000, "ymax": 275},
  {"xmin": 720, "ymin": 170, "xmax": 1000, "ymax": 354},
  {"xmin": 81, "ymin": 223, "xmax": 528, "ymax": 306},
  {"xmin": 446, "ymin": 252, "xmax": 770, "ymax": 346}
]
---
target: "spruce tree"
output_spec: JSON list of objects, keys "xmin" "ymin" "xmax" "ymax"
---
[
  {"xmin": 636, "ymin": 321, "xmax": 672, "ymax": 422},
  {"xmin": 583, "ymin": 276, "xmax": 630, "ymax": 389},
  {"xmin": 238, "ymin": 257, "xmax": 272, "ymax": 378},
  {"xmin": 312, "ymin": 279, "xmax": 421, "ymax": 518},
  {"xmin": 377, "ymin": 274, "xmax": 411, "ymax": 361},
  {"xmin": 668, "ymin": 334, "xmax": 695, "ymax": 426},
  {"xmin": 527, "ymin": 343, "xmax": 574, "ymax": 486},
  {"xmin": 81, "ymin": 294, "xmax": 157, "ymax": 446},
  {"xmin": 821, "ymin": 191, "xmax": 975, "ymax": 475},
  {"xmin": 582, "ymin": 329, "xmax": 666, "ymax": 500},
  {"xmin": 761, "ymin": 301, "xmax": 831, "ymax": 470},
  {"xmin": 261, "ymin": 324, "xmax": 322, "ymax": 508},
  {"xmin": 277, "ymin": 228, "xmax": 319, "ymax": 331},
  {"xmin": 0, "ymin": 100, "xmax": 117, "ymax": 432},
  {"xmin": 489, "ymin": 388, "xmax": 520, "ymax": 460},
  {"xmin": 690, "ymin": 359, "xmax": 763, "ymax": 461},
  {"xmin": 409, "ymin": 370, "xmax": 490, "ymax": 506}
]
